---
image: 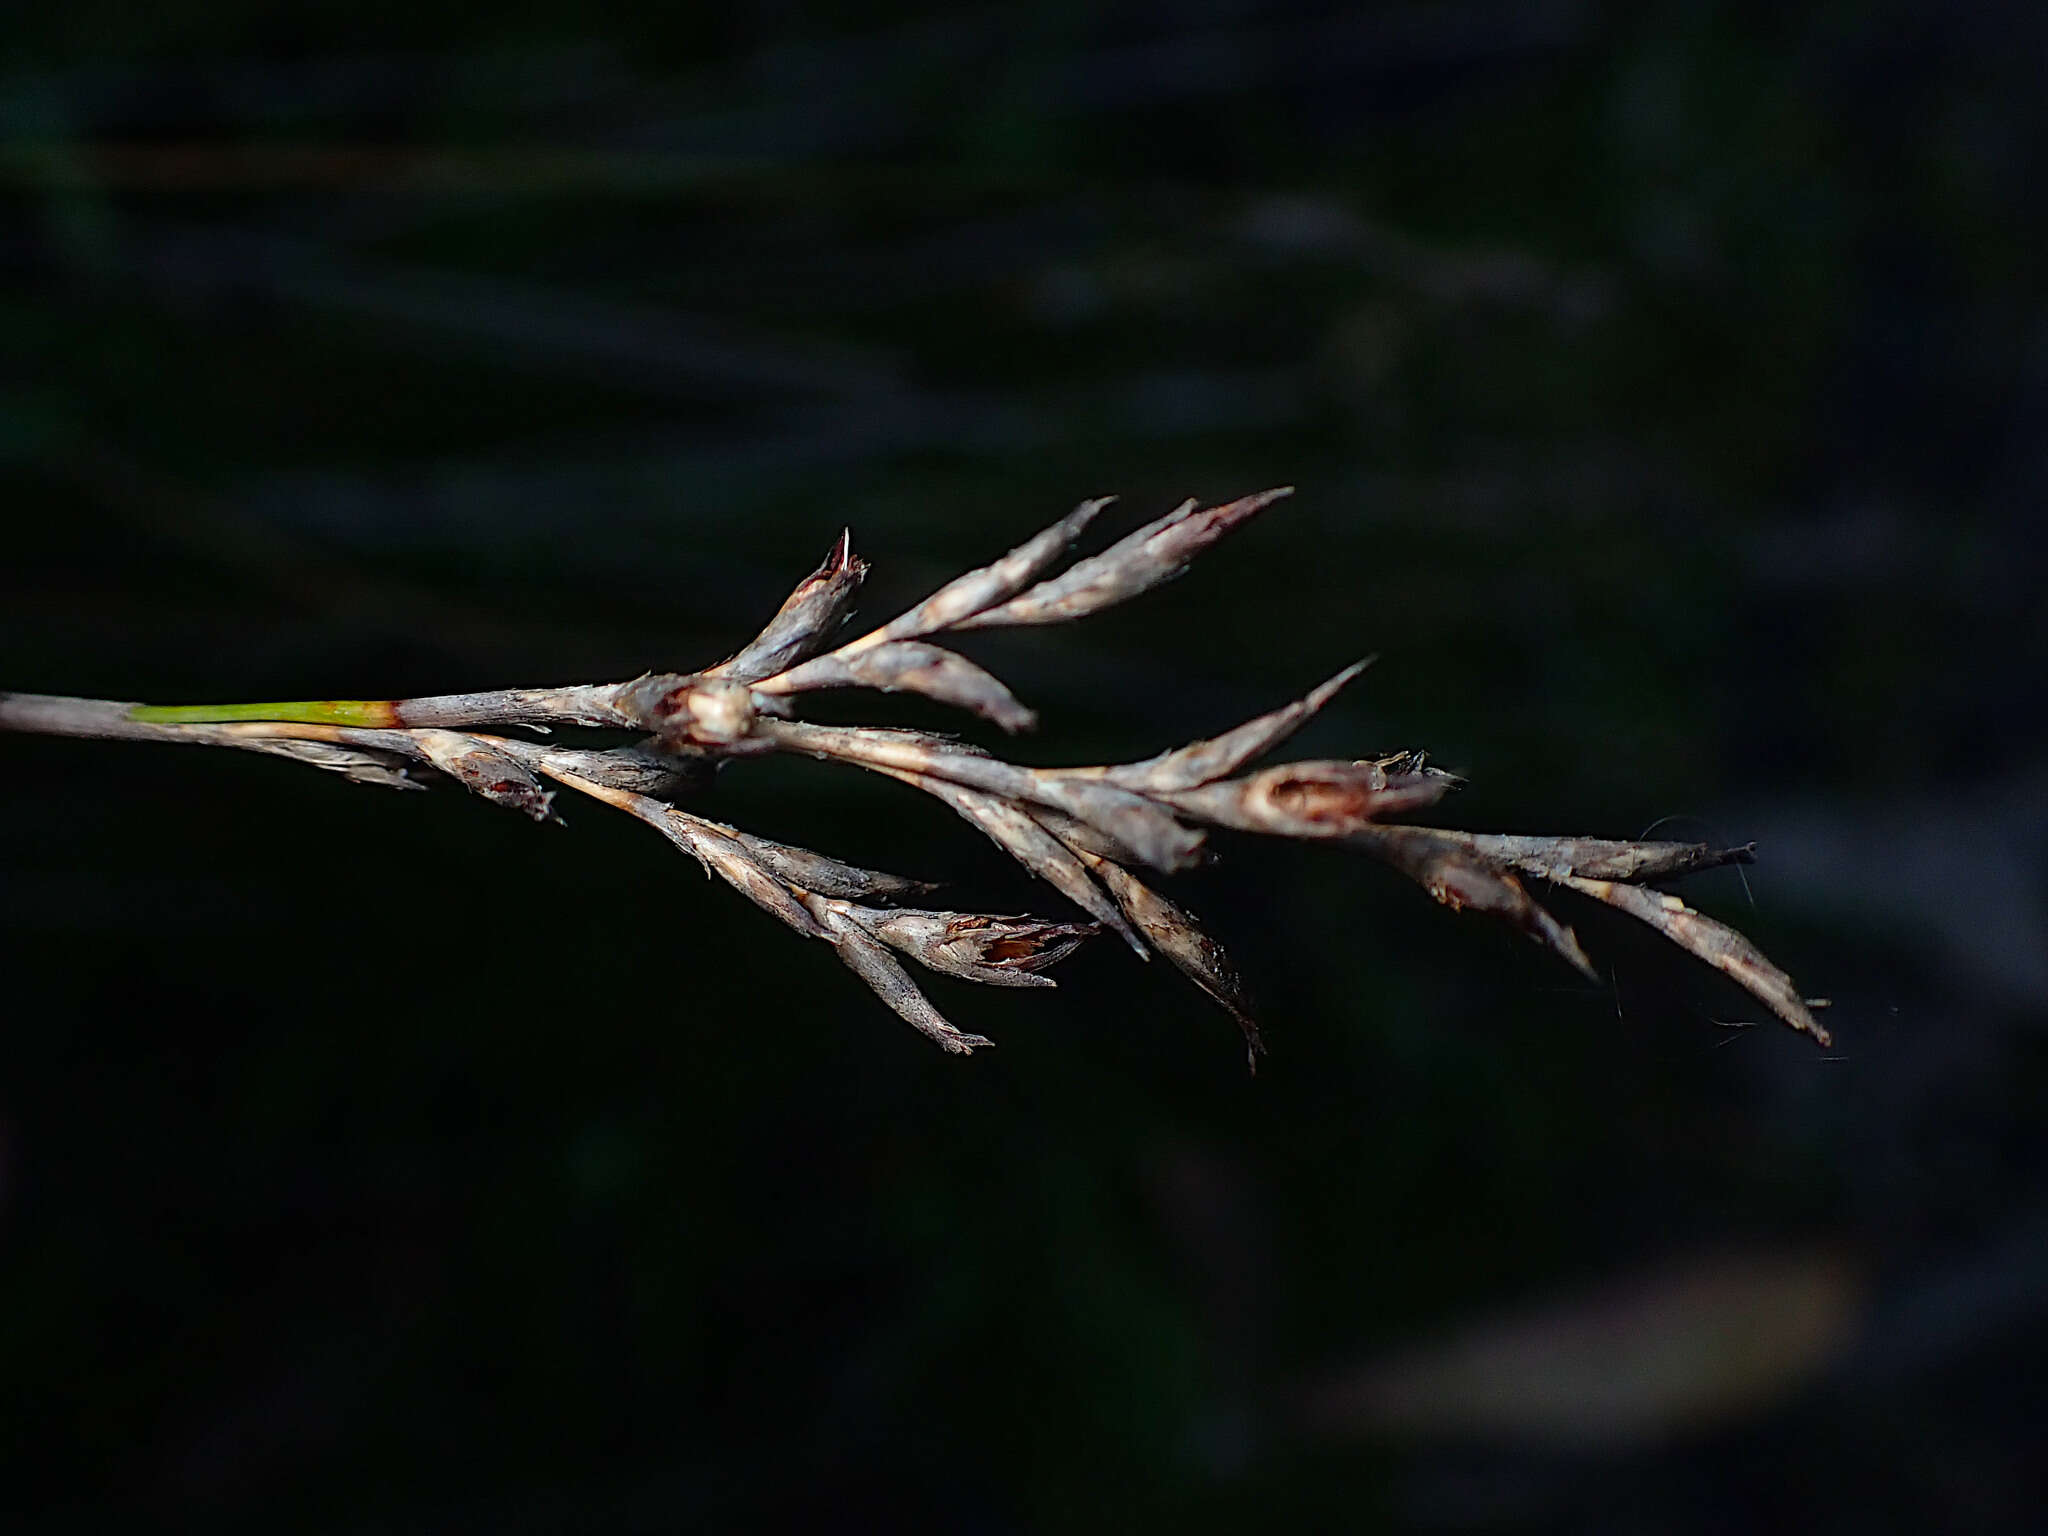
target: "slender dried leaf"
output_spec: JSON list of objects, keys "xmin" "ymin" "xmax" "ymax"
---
[
  {"xmin": 901, "ymin": 775, "xmax": 1147, "ymax": 953},
  {"xmin": 803, "ymin": 898, "xmax": 993, "ymax": 1054},
  {"xmin": 954, "ymin": 488, "xmax": 1292, "ymax": 629},
  {"xmin": 728, "ymin": 831, "xmax": 939, "ymax": 901},
  {"xmin": 656, "ymin": 812, "xmax": 830, "ymax": 940},
  {"xmin": 1094, "ymin": 660, "xmax": 1371, "ymax": 793},
  {"xmin": 1021, "ymin": 804, "xmax": 1149, "ymax": 866},
  {"xmin": 1553, "ymin": 875, "xmax": 1830, "ymax": 1044},
  {"xmin": 757, "ymin": 719, "xmax": 1205, "ymax": 872},
  {"xmin": 240, "ymin": 737, "xmax": 426, "ymax": 790},
  {"xmin": 1031, "ymin": 773, "xmax": 1207, "ymax": 872},
  {"xmin": 762, "ymin": 641, "xmax": 1037, "ymax": 732},
  {"xmin": 1421, "ymin": 832, "xmax": 1759, "ymax": 883},
  {"xmin": 1354, "ymin": 825, "xmax": 1595, "ymax": 979},
  {"xmin": 867, "ymin": 497, "xmax": 1111, "ymax": 642},
  {"xmin": 707, "ymin": 529, "xmax": 867, "ymax": 683},
  {"xmin": 1086, "ymin": 855, "xmax": 1265, "ymax": 1069},
  {"xmin": 526, "ymin": 742, "xmax": 717, "ymax": 800}
]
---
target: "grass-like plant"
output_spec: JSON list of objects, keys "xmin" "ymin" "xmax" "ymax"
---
[{"xmin": 0, "ymin": 489, "xmax": 1827, "ymax": 1063}]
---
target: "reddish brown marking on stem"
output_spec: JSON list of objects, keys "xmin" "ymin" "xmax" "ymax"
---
[{"xmin": 1265, "ymin": 762, "xmax": 1389, "ymax": 824}]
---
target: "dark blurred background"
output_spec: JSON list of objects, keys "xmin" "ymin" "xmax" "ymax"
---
[{"xmin": 4, "ymin": 2, "xmax": 2045, "ymax": 1530}]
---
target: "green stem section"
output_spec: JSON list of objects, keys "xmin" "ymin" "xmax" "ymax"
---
[{"xmin": 127, "ymin": 698, "xmax": 400, "ymax": 726}]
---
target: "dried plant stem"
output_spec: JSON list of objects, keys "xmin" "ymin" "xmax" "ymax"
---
[{"xmin": 1, "ymin": 489, "xmax": 1829, "ymax": 1058}]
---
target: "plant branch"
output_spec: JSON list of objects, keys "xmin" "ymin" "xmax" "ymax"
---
[{"xmin": 1, "ymin": 489, "xmax": 1830, "ymax": 1058}]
